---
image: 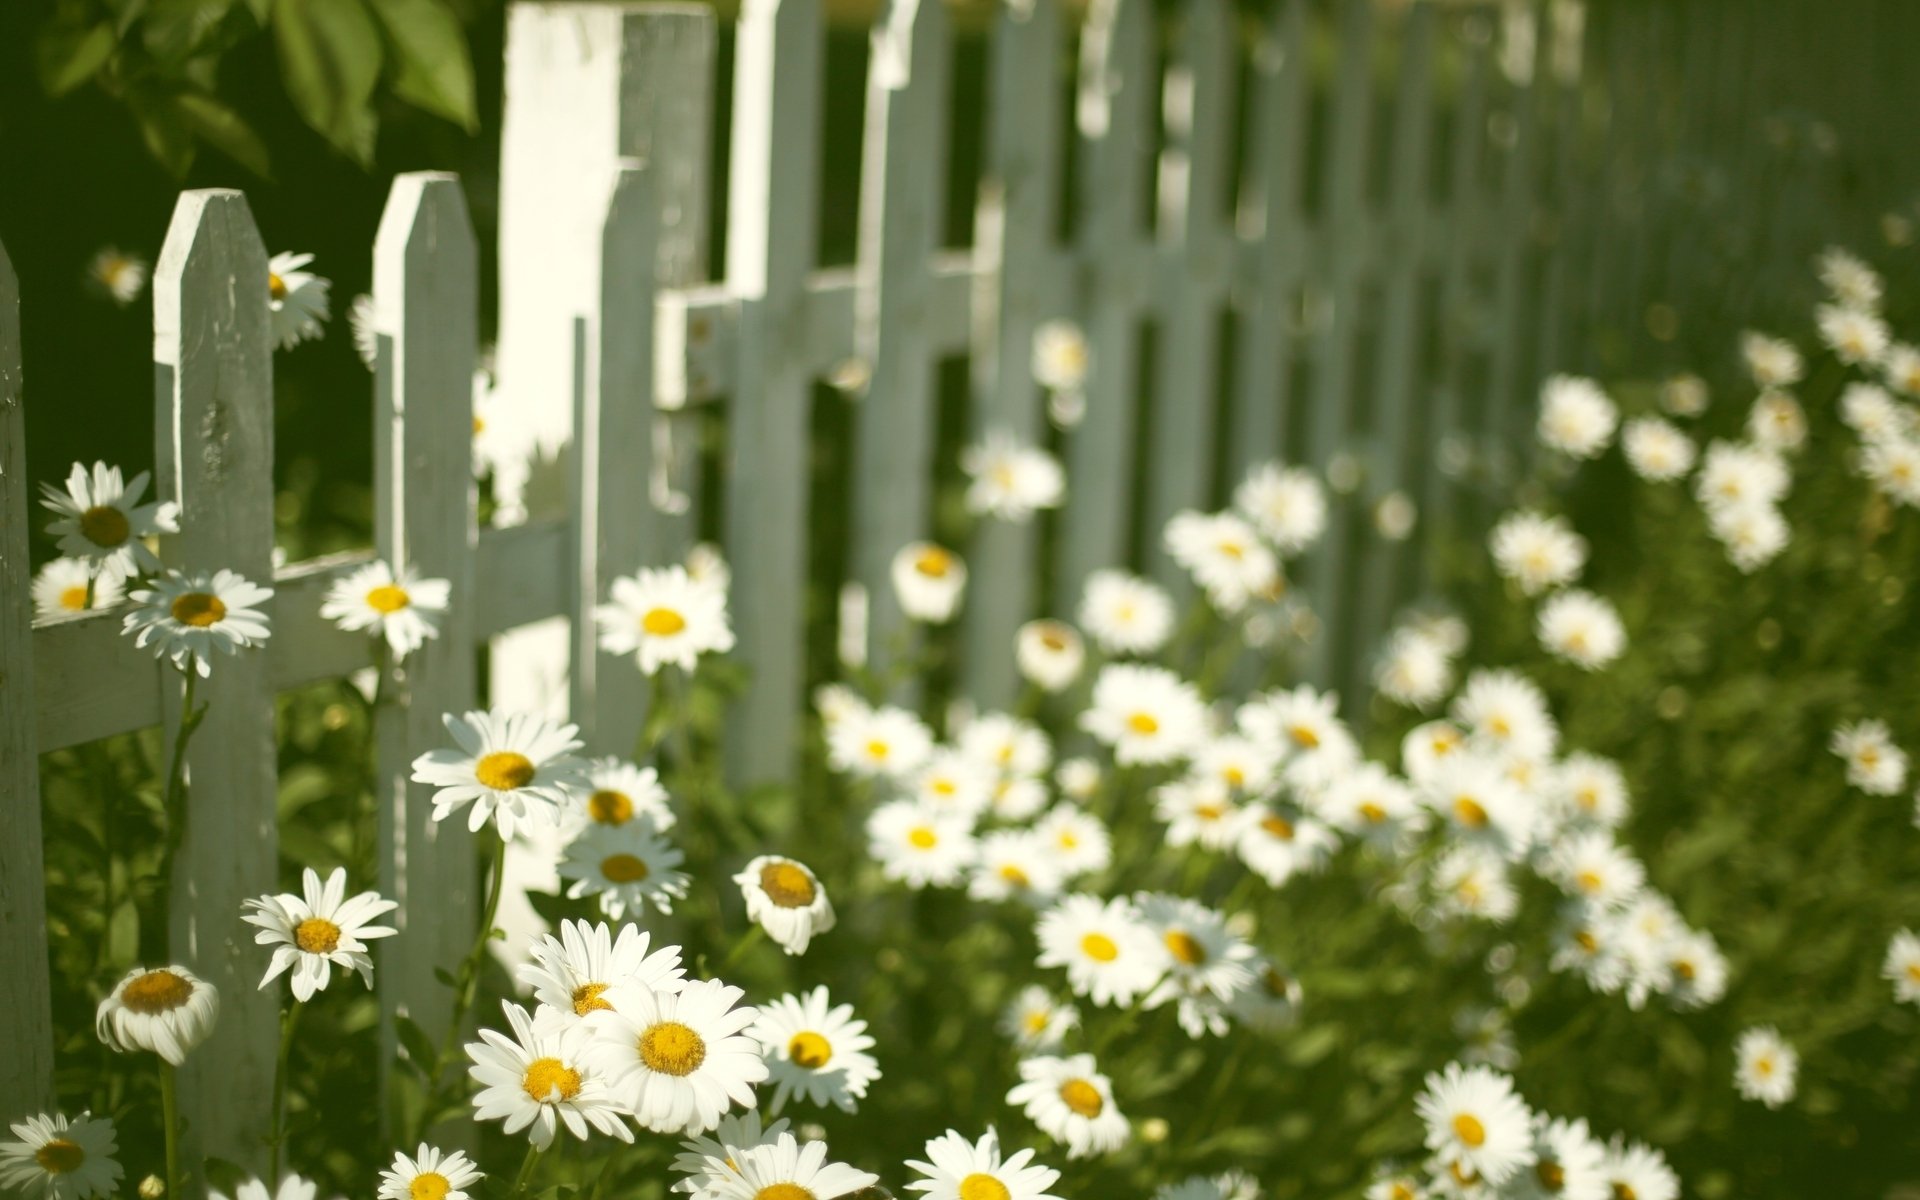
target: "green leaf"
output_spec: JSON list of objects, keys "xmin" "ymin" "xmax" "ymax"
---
[
  {"xmin": 432, "ymin": 966, "xmax": 456, "ymax": 988},
  {"xmin": 130, "ymin": 92, "xmax": 197, "ymax": 177},
  {"xmin": 394, "ymin": 1013, "xmax": 437, "ymax": 1074},
  {"xmin": 366, "ymin": 0, "xmax": 476, "ymax": 131},
  {"xmin": 36, "ymin": 19, "xmax": 117, "ymax": 97},
  {"xmin": 140, "ymin": 0, "xmax": 238, "ymax": 62},
  {"xmin": 174, "ymin": 89, "xmax": 273, "ymax": 177},
  {"xmin": 271, "ymin": 0, "xmax": 382, "ymax": 164}
]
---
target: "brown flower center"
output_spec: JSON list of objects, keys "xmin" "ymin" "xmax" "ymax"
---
[
  {"xmin": 759, "ymin": 861, "xmax": 818, "ymax": 908},
  {"xmin": 79, "ymin": 505, "xmax": 131, "ymax": 547},
  {"xmin": 122, "ymin": 969, "xmax": 193, "ymax": 1014},
  {"xmin": 170, "ymin": 592, "xmax": 227, "ymax": 628}
]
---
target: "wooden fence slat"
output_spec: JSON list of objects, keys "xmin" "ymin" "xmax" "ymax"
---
[
  {"xmin": 152, "ymin": 189, "xmax": 278, "ymax": 1172},
  {"xmin": 371, "ymin": 174, "xmax": 480, "ymax": 1112},
  {"xmin": 1058, "ymin": 0, "xmax": 1157, "ymax": 602},
  {"xmin": 571, "ymin": 162, "xmax": 657, "ymax": 755},
  {"xmin": 853, "ymin": 0, "xmax": 951, "ymax": 678},
  {"xmin": 1486, "ymin": 1, "xmax": 1550, "ymax": 452},
  {"xmin": 0, "ymin": 236, "xmax": 54, "ymax": 1125},
  {"xmin": 724, "ymin": 0, "xmax": 823, "ymax": 784},
  {"xmin": 1141, "ymin": 0, "xmax": 1235, "ymax": 589},
  {"xmin": 961, "ymin": 0, "xmax": 1065, "ymax": 707},
  {"xmin": 1532, "ymin": 0, "xmax": 1586, "ymax": 380}
]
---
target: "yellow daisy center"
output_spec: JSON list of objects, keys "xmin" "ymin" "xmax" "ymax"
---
[
  {"xmin": 366, "ymin": 584, "xmax": 411, "ymax": 613},
  {"xmin": 1453, "ymin": 796, "xmax": 1489, "ymax": 828},
  {"xmin": 1127, "ymin": 712, "xmax": 1160, "ymax": 735},
  {"xmin": 1575, "ymin": 930, "xmax": 1599, "ymax": 953},
  {"xmin": 1535, "ymin": 1159, "xmax": 1565, "ymax": 1191},
  {"xmin": 600, "ymin": 853, "xmax": 650, "ymax": 883},
  {"xmin": 1673, "ymin": 958, "xmax": 1697, "ymax": 982},
  {"xmin": 1615, "ymin": 1186, "xmax": 1639, "ymax": 1200},
  {"xmin": 1453, "ymin": 1113, "xmax": 1487, "ymax": 1147},
  {"xmin": 295, "ymin": 917, "xmax": 342, "ymax": 954},
  {"xmin": 80, "ymin": 504, "xmax": 130, "ymax": 547},
  {"xmin": 1059, "ymin": 1078, "xmax": 1104, "ymax": 1117},
  {"xmin": 787, "ymin": 1031, "xmax": 833, "ymax": 1068},
  {"xmin": 1905, "ymin": 963, "xmax": 1920, "ymax": 984},
  {"xmin": 1755, "ymin": 1056, "xmax": 1774, "ymax": 1076},
  {"xmin": 1038, "ymin": 627, "xmax": 1070, "ymax": 651},
  {"xmin": 1022, "ymin": 1010, "xmax": 1050, "ymax": 1033},
  {"xmin": 753, "ymin": 1187, "xmax": 814, "ymax": 1200},
  {"xmin": 931, "ymin": 778, "xmax": 958, "ymax": 797},
  {"xmin": 1263, "ymin": 967, "xmax": 1294, "ymax": 997},
  {"xmin": 588, "ymin": 789, "xmax": 634, "ymax": 824},
  {"xmin": 473, "ymin": 415, "xmax": 487, "ymax": 435},
  {"xmin": 915, "ymin": 548, "xmax": 954, "ymax": 577},
  {"xmin": 1575, "ymin": 869, "xmax": 1604, "ymax": 894},
  {"xmin": 999, "ymin": 864, "xmax": 1031, "ymax": 887},
  {"xmin": 959, "ymin": 1176, "xmax": 1010, "ymax": 1200},
  {"xmin": 1260, "ymin": 815, "xmax": 1295, "ymax": 840},
  {"xmin": 1218, "ymin": 539, "xmax": 1245, "ymax": 560},
  {"xmin": 475, "ymin": 751, "xmax": 536, "ymax": 790},
  {"xmin": 1164, "ymin": 930, "xmax": 1208, "ymax": 965},
  {"xmin": 58, "ymin": 586, "xmax": 88, "ymax": 611},
  {"xmin": 170, "ymin": 592, "xmax": 227, "ymax": 627},
  {"xmin": 759, "ymin": 861, "xmax": 817, "ymax": 908},
  {"xmin": 908, "ymin": 827, "xmax": 939, "ymax": 849},
  {"xmin": 1289, "ymin": 724, "xmax": 1320, "ymax": 749},
  {"xmin": 1195, "ymin": 803, "xmax": 1227, "ymax": 821},
  {"xmin": 1223, "ymin": 765, "xmax": 1246, "ymax": 788},
  {"xmin": 572, "ymin": 982, "xmax": 612, "ymax": 1016},
  {"xmin": 522, "ymin": 1056, "xmax": 581, "ymax": 1102},
  {"xmin": 1359, "ymin": 801, "xmax": 1387, "ymax": 823},
  {"xmin": 269, "ymin": 272, "xmax": 288, "ymax": 300},
  {"xmin": 641, "ymin": 607, "xmax": 687, "ymax": 636},
  {"xmin": 122, "ymin": 969, "xmax": 192, "ymax": 1014},
  {"xmin": 1057, "ymin": 830, "xmax": 1079, "ymax": 850},
  {"xmin": 409, "ymin": 1173, "xmax": 451, "ymax": 1200},
  {"xmin": 1080, "ymin": 932, "xmax": 1119, "ymax": 962},
  {"xmin": 639, "ymin": 1020, "xmax": 706, "ymax": 1076},
  {"xmin": 866, "ymin": 739, "xmax": 891, "ymax": 761},
  {"xmin": 34, "ymin": 1140, "xmax": 84, "ymax": 1175}
]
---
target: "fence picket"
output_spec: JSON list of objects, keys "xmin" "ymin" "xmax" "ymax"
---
[
  {"xmin": 0, "ymin": 236, "xmax": 54, "ymax": 1125},
  {"xmin": 961, "ymin": 0, "xmax": 1065, "ymax": 706},
  {"xmin": 371, "ymin": 174, "xmax": 480, "ymax": 1119},
  {"xmin": 853, "ymin": 0, "xmax": 951, "ymax": 682},
  {"xmin": 1487, "ymin": 2, "xmax": 1550, "ymax": 451},
  {"xmin": 152, "ymin": 189, "xmax": 279, "ymax": 1172},
  {"xmin": 724, "ymin": 0, "xmax": 823, "ymax": 784}
]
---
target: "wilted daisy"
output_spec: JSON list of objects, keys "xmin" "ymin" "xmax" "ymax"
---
[
  {"xmin": 1733, "ymin": 1026, "xmax": 1798, "ymax": 1108},
  {"xmin": 1413, "ymin": 1062, "xmax": 1535, "ymax": 1187},
  {"xmin": 319, "ymin": 560, "xmax": 450, "ymax": 660},
  {"xmin": 559, "ymin": 822, "xmax": 691, "ymax": 919},
  {"xmin": 1536, "ymin": 375, "xmax": 1617, "ymax": 458},
  {"xmin": 584, "ymin": 977, "xmax": 767, "ymax": 1135},
  {"xmin": 595, "ymin": 565, "xmax": 735, "ymax": 675},
  {"xmin": 1036, "ymin": 894, "xmax": 1167, "ymax": 1007},
  {"xmin": 827, "ymin": 704, "xmax": 934, "ymax": 779},
  {"xmin": 42, "ymin": 462, "xmax": 178, "ymax": 574},
  {"xmin": 1374, "ymin": 628, "xmax": 1453, "ymax": 709},
  {"xmin": 575, "ymin": 758, "xmax": 676, "ymax": 833},
  {"xmin": 268, "ymin": 251, "xmax": 331, "ymax": 349},
  {"xmin": 1235, "ymin": 807, "xmax": 1337, "ymax": 888},
  {"xmin": 1032, "ymin": 320, "xmax": 1090, "ymax": 393},
  {"xmin": 0, "ymin": 1112, "xmax": 121, "ymax": 1200},
  {"xmin": 711, "ymin": 1132, "xmax": 878, "ymax": 1200},
  {"xmin": 1819, "ymin": 245, "xmax": 1882, "ymax": 310},
  {"xmin": 1707, "ymin": 500, "xmax": 1789, "ymax": 572},
  {"xmin": 1660, "ymin": 372, "xmax": 1709, "ymax": 417},
  {"xmin": 1817, "ymin": 302, "xmax": 1889, "ymax": 365},
  {"xmin": 411, "ymin": 710, "xmax": 590, "ymax": 838},
  {"xmin": 1882, "ymin": 929, "xmax": 1920, "ymax": 1004},
  {"xmin": 1829, "ymin": 719, "xmax": 1907, "ymax": 795},
  {"xmin": 468, "ymin": 1000, "xmax": 632, "ymax": 1148},
  {"xmin": 31, "ymin": 558, "xmax": 122, "ymax": 618},
  {"xmin": 1537, "ymin": 589, "xmax": 1626, "ymax": 670},
  {"xmin": 1694, "ymin": 440, "xmax": 1790, "ymax": 514},
  {"xmin": 748, "ymin": 986, "xmax": 880, "ymax": 1114},
  {"xmin": 867, "ymin": 799, "xmax": 976, "ymax": 888},
  {"xmin": 1234, "ymin": 463, "xmax": 1327, "ymax": 554},
  {"xmin": 241, "ymin": 867, "xmax": 397, "ymax": 1002},
  {"xmin": 122, "ymin": 568, "xmax": 273, "ymax": 677},
  {"xmin": 963, "ymin": 429, "xmax": 1065, "ymax": 522},
  {"xmin": 376, "ymin": 1146, "xmax": 482, "ymax": 1200},
  {"xmin": 1081, "ymin": 664, "xmax": 1208, "ymax": 766},
  {"xmin": 1862, "ymin": 437, "xmax": 1920, "ymax": 506},
  {"xmin": 1741, "ymin": 330, "xmax": 1803, "ymax": 388},
  {"xmin": 1165, "ymin": 509, "xmax": 1279, "ymax": 613},
  {"xmin": 734, "ymin": 855, "xmax": 836, "ymax": 955},
  {"xmin": 1597, "ymin": 1138, "xmax": 1678, "ymax": 1200},
  {"xmin": 891, "ymin": 541, "xmax": 968, "ymax": 622},
  {"xmin": 95, "ymin": 965, "xmax": 219, "ymax": 1065},
  {"xmin": 1155, "ymin": 778, "xmax": 1248, "ymax": 852},
  {"xmin": 1489, "ymin": 511, "xmax": 1586, "ymax": 595},
  {"xmin": 86, "ymin": 247, "xmax": 148, "ymax": 306},
  {"xmin": 1747, "ymin": 391, "xmax": 1807, "ymax": 452},
  {"xmin": 1016, "ymin": 619, "xmax": 1086, "ymax": 692},
  {"xmin": 999, "ymin": 986, "xmax": 1080, "ymax": 1052},
  {"xmin": 1621, "ymin": 416, "xmax": 1696, "ymax": 482},
  {"xmin": 970, "ymin": 829, "xmax": 1069, "ymax": 903},
  {"xmin": 1078, "ymin": 569, "xmax": 1175, "ymax": 655},
  {"xmin": 904, "ymin": 1127, "xmax": 1062, "ymax": 1200},
  {"xmin": 1007, "ymin": 1054, "xmax": 1128, "ymax": 1159},
  {"xmin": 1431, "ymin": 845, "xmax": 1519, "ymax": 923},
  {"xmin": 670, "ymin": 1111, "xmax": 789, "ymax": 1200},
  {"xmin": 518, "ymin": 919, "xmax": 686, "ymax": 1020}
]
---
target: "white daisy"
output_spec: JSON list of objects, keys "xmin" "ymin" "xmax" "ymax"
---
[
  {"xmin": 1362, "ymin": 1172, "xmax": 1425, "ymax": 1200},
  {"xmin": 1747, "ymin": 391, "xmax": 1807, "ymax": 452},
  {"xmin": 1694, "ymin": 440, "xmax": 1790, "ymax": 514},
  {"xmin": 319, "ymin": 560, "xmax": 450, "ymax": 660},
  {"xmin": 670, "ymin": 1111, "xmax": 789, "ymax": 1200},
  {"xmin": 734, "ymin": 855, "xmax": 836, "ymax": 955},
  {"xmin": 1597, "ymin": 1137, "xmax": 1678, "ymax": 1200},
  {"xmin": 1077, "ymin": 569, "xmax": 1176, "ymax": 655},
  {"xmin": 1536, "ymin": 375, "xmax": 1617, "ymax": 459},
  {"xmin": 1431, "ymin": 845, "xmax": 1518, "ymax": 923},
  {"xmin": 1621, "ymin": 417, "xmax": 1696, "ymax": 482},
  {"xmin": 268, "ymin": 251, "xmax": 331, "ymax": 350},
  {"xmin": 959, "ymin": 713, "xmax": 1053, "ymax": 780},
  {"xmin": 1707, "ymin": 500, "xmax": 1789, "ymax": 572},
  {"xmin": 1056, "ymin": 757, "xmax": 1101, "ymax": 803},
  {"xmin": 376, "ymin": 1146, "xmax": 482, "ymax": 1200},
  {"xmin": 1032, "ymin": 320, "xmax": 1090, "ymax": 394},
  {"xmin": 1660, "ymin": 372, "xmax": 1710, "ymax": 417},
  {"xmin": 1164, "ymin": 509, "xmax": 1280, "ymax": 613},
  {"xmin": 574, "ymin": 757, "xmax": 676, "ymax": 833},
  {"xmin": 963, "ymin": 430, "xmax": 1065, "ymax": 522},
  {"xmin": 595, "ymin": 565, "xmax": 735, "ymax": 675},
  {"xmin": 999, "ymin": 986, "xmax": 1079, "ymax": 1052},
  {"xmin": 1413, "ymin": 1062, "xmax": 1535, "ymax": 1187},
  {"xmin": 210, "ymin": 1175, "xmax": 320, "ymax": 1200},
  {"xmin": 467, "ymin": 1000, "xmax": 632, "ymax": 1149},
  {"xmin": 1665, "ymin": 928, "xmax": 1729, "ymax": 1011},
  {"xmin": 1547, "ymin": 832, "xmax": 1645, "ymax": 909},
  {"xmin": 1035, "ymin": 894, "xmax": 1167, "ymax": 1007},
  {"xmin": 559, "ymin": 821, "xmax": 691, "ymax": 919},
  {"xmin": 988, "ymin": 775, "xmax": 1051, "ymax": 822},
  {"xmin": 1862, "ymin": 437, "xmax": 1920, "ymax": 506},
  {"xmin": 969, "ymin": 830, "xmax": 1069, "ymax": 904},
  {"xmin": 892, "ymin": 541, "xmax": 968, "ymax": 622},
  {"xmin": 709, "ymin": 1132, "xmax": 878, "ymax": 1200},
  {"xmin": 31, "ymin": 557, "xmax": 123, "ymax": 619},
  {"xmin": 0, "ymin": 1112, "xmax": 121, "ymax": 1200},
  {"xmin": 867, "ymin": 799, "xmax": 976, "ymax": 889},
  {"xmin": 1229, "ymin": 959, "xmax": 1304, "ymax": 1033},
  {"xmin": 1314, "ymin": 762, "xmax": 1420, "ymax": 844},
  {"xmin": 241, "ymin": 866, "xmax": 397, "ymax": 1002},
  {"xmin": 348, "ymin": 293, "xmax": 379, "ymax": 367},
  {"xmin": 1839, "ymin": 382, "xmax": 1909, "ymax": 444},
  {"xmin": 1400, "ymin": 719, "xmax": 1469, "ymax": 785},
  {"xmin": 1508, "ymin": 1116, "xmax": 1607, "ymax": 1200},
  {"xmin": 1424, "ymin": 754, "xmax": 1534, "ymax": 858},
  {"xmin": 1555, "ymin": 753, "xmax": 1630, "ymax": 829},
  {"xmin": 1489, "ymin": 511, "xmax": 1586, "ymax": 595},
  {"xmin": 1235, "ymin": 806, "xmax": 1337, "ymax": 888},
  {"xmin": 517, "ymin": 918, "xmax": 686, "ymax": 1021},
  {"xmin": 1741, "ymin": 331, "xmax": 1803, "ymax": 388},
  {"xmin": 1884, "ymin": 343, "xmax": 1920, "ymax": 397},
  {"xmin": 1452, "ymin": 670, "xmax": 1559, "ymax": 762},
  {"xmin": 1237, "ymin": 683, "xmax": 1351, "ymax": 765},
  {"xmin": 95, "ymin": 965, "xmax": 219, "ymax": 1065},
  {"xmin": 827, "ymin": 704, "xmax": 935, "ymax": 779},
  {"xmin": 410, "ymin": 709, "xmax": 590, "ymax": 838},
  {"xmin": 1016, "ymin": 620, "xmax": 1086, "ymax": 692},
  {"xmin": 1819, "ymin": 245, "xmax": 1882, "ymax": 310},
  {"xmin": 1883, "ymin": 929, "xmax": 1920, "ymax": 1005},
  {"xmin": 1373, "ymin": 491, "xmax": 1417, "ymax": 541},
  {"xmin": 1549, "ymin": 903, "xmax": 1632, "ymax": 995},
  {"xmin": 1007, "ymin": 1054, "xmax": 1128, "ymax": 1160},
  {"xmin": 121, "ymin": 568, "xmax": 273, "ymax": 677},
  {"xmin": 1191, "ymin": 735, "xmax": 1280, "ymax": 797},
  {"xmin": 1733, "ymin": 1026, "xmax": 1798, "ymax": 1108},
  {"xmin": 584, "ymin": 977, "xmax": 767, "ymax": 1135},
  {"xmin": 904, "ymin": 1127, "xmax": 1063, "ymax": 1200},
  {"xmin": 86, "ymin": 247, "xmax": 148, "ymax": 306},
  {"xmin": 1154, "ymin": 778, "xmax": 1247, "ymax": 852},
  {"xmin": 1234, "ymin": 463, "xmax": 1327, "ymax": 554},
  {"xmin": 1373, "ymin": 629, "xmax": 1453, "ymax": 710},
  {"xmin": 1137, "ymin": 893, "xmax": 1257, "ymax": 1030},
  {"xmin": 913, "ymin": 749, "xmax": 998, "ymax": 819},
  {"xmin": 747, "ymin": 986, "xmax": 880, "ymax": 1114},
  {"xmin": 1081, "ymin": 664, "xmax": 1208, "ymax": 766},
  {"xmin": 1033, "ymin": 805, "xmax": 1111, "ymax": 878},
  {"xmin": 1830, "ymin": 719, "xmax": 1908, "ymax": 795},
  {"xmin": 1537, "ymin": 590, "xmax": 1626, "ymax": 670},
  {"xmin": 1817, "ymin": 302, "xmax": 1889, "ymax": 365}
]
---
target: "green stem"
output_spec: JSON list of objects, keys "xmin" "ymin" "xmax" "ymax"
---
[
  {"xmin": 159, "ymin": 1061, "xmax": 182, "ymax": 1200},
  {"xmin": 419, "ymin": 833, "xmax": 508, "ymax": 1141},
  {"xmin": 268, "ymin": 1000, "xmax": 303, "ymax": 1183},
  {"xmin": 718, "ymin": 924, "xmax": 766, "ymax": 974},
  {"xmin": 508, "ymin": 1142, "xmax": 546, "ymax": 1200},
  {"xmin": 157, "ymin": 669, "xmax": 205, "ymax": 959}
]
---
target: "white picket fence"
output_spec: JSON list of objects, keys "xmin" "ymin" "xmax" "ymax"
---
[{"xmin": 0, "ymin": 0, "xmax": 1609, "ymax": 1162}]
